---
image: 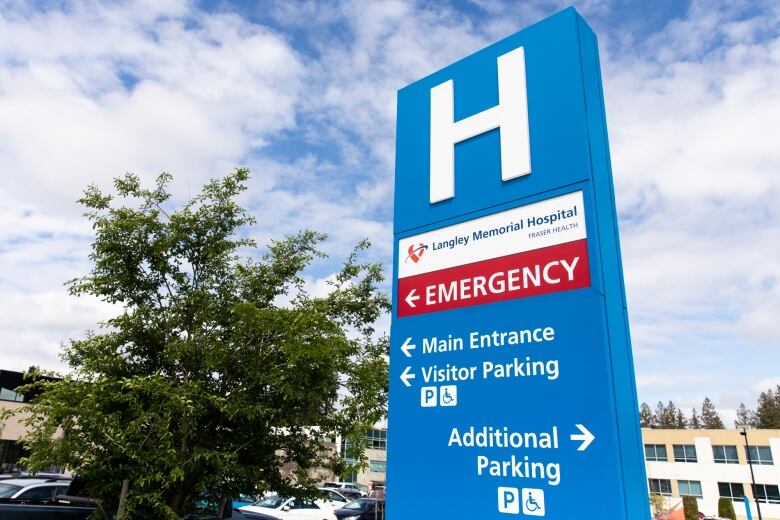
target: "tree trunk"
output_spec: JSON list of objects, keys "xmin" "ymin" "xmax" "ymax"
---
[
  {"xmin": 168, "ymin": 483, "xmax": 196, "ymax": 516},
  {"xmin": 216, "ymin": 497, "xmax": 227, "ymax": 520},
  {"xmin": 116, "ymin": 479, "xmax": 130, "ymax": 520}
]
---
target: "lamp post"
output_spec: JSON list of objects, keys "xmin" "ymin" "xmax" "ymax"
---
[{"xmin": 741, "ymin": 427, "xmax": 763, "ymax": 520}]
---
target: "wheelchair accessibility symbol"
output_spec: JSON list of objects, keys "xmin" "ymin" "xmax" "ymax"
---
[
  {"xmin": 522, "ymin": 488, "xmax": 545, "ymax": 516},
  {"xmin": 439, "ymin": 385, "xmax": 457, "ymax": 407}
]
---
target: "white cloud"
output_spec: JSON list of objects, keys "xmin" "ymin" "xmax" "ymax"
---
[
  {"xmin": 753, "ymin": 378, "xmax": 780, "ymax": 394},
  {"xmin": 0, "ymin": 1, "xmax": 306, "ymax": 371},
  {"xmin": 0, "ymin": 1, "xmax": 303, "ymax": 215},
  {"xmin": 0, "ymin": 290, "xmax": 116, "ymax": 372},
  {"xmin": 603, "ymin": 3, "xmax": 780, "ymax": 370}
]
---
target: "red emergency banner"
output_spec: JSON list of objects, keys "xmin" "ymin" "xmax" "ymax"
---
[{"xmin": 397, "ymin": 239, "xmax": 590, "ymax": 317}]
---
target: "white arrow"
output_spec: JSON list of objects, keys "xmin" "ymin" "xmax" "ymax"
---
[
  {"xmin": 400, "ymin": 366, "xmax": 416, "ymax": 387},
  {"xmin": 401, "ymin": 338, "xmax": 416, "ymax": 358},
  {"xmin": 570, "ymin": 424, "xmax": 595, "ymax": 452},
  {"xmin": 405, "ymin": 289, "xmax": 420, "ymax": 308}
]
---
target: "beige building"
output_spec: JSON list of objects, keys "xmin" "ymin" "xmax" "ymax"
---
[
  {"xmin": 643, "ymin": 428, "xmax": 780, "ymax": 520},
  {"xmin": 337, "ymin": 428, "xmax": 387, "ymax": 492}
]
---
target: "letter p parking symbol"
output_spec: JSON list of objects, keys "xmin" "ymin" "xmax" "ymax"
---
[
  {"xmin": 420, "ymin": 386, "xmax": 437, "ymax": 407},
  {"xmin": 498, "ymin": 487, "xmax": 519, "ymax": 514}
]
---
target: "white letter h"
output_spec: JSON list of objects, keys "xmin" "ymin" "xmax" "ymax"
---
[{"xmin": 429, "ymin": 47, "xmax": 531, "ymax": 203}]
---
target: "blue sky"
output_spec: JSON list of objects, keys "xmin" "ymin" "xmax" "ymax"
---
[{"xmin": 1, "ymin": 0, "xmax": 779, "ymax": 426}]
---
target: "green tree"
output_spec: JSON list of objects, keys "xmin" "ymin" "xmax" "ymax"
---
[
  {"xmin": 700, "ymin": 397, "xmax": 724, "ymax": 429},
  {"xmin": 674, "ymin": 408, "xmax": 688, "ymax": 429},
  {"xmin": 689, "ymin": 408, "xmax": 702, "ymax": 429},
  {"xmin": 735, "ymin": 402, "xmax": 757, "ymax": 429},
  {"xmin": 655, "ymin": 400, "xmax": 679, "ymax": 429},
  {"xmin": 755, "ymin": 386, "xmax": 780, "ymax": 428},
  {"xmin": 639, "ymin": 402, "xmax": 655, "ymax": 428},
  {"xmin": 682, "ymin": 495, "xmax": 698, "ymax": 520},
  {"xmin": 718, "ymin": 497, "xmax": 736, "ymax": 520},
  {"xmin": 649, "ymin": 493, "xmax": 666, "ymax": 516},
  {"xmin": 14, "ymin": 170, "xmax": 390, "ymax": 519}
]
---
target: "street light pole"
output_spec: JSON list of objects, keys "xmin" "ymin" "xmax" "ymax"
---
[{"xmin": 741, "ymin": 427, "xmax": 763, "ymax": 520}]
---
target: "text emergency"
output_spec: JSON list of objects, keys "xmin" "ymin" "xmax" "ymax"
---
[{"xmin": 397, "ymin": 239, "xmax": 590, "ymax": 317}]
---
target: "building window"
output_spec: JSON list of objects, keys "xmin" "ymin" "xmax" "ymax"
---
[
  {"xmin": 718, "ymin": 482, "xmax": 745, "ymax": 501},
  {"xmin": 712, "ymin": 445, "xmax": 739, "ymax": 464},
  {"xmin": 649, "ymin": 479, "xmax": 672, "ymax": 496},
  {"xmin": 0, "ymin": 440, "xmax": 26, "ymax": 472},
  {"xmin": 366, "ymin": 429, "xmax": 387, "ymax": 450},
  {"xmin": 645, "ymin": 444, "xmax": 668, "ymax": 462},
  {"xmin": 678, "ymin": 480, "xmax": 703, "ymax": 499},
  {"xmin": 0, "ymin": 387, "xmax": 25, "ymax": 402},
  {"xmin": 746, "ymin": 446, "xmax": 774, "ymax": 465},
  {"xmin": 673, "ymin": 444, "xmax": 698, "ymax": 463},
  {"xmin": 340, "ymin": 439, "xmax": 357, "ymax": 466},
  {"xmin": 369, "ymin": 460, "xmax": 386, "ymax": 473},
  {"xmin": 752, "ymin": 484, "xmax": 780, "ymax": 504}
]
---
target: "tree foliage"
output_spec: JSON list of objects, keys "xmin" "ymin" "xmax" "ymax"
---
[
  {"xmin": 639, "ymin": 402, "xmax": 655, "ymax": 428},
  {"xmin": 735, "ymin": 402, "xmax": 757, "ymax": 429},
  {"xmin": 718, "ymin": 497, "xmax": 736, "ymax": 520},
  {"xmin": 755, "ymin": 386, "xmax": 780, "ymax": 428},
  {"xmin": 730, "ymin": 386, "xmax": 780, "ymax": 429},
  {"xmin": 674, "ymin": 408, "xmax": 687, "ymax": 429},
  {"xmin": 14, "ymin": 170, "xmax": 390, "ymax": 518},
  {"xmin": 649, "ymin": 493, "xmax": 666, "ymax": 516},
  {"xmin": 640, "ymin": 401, "xmax": 687, "ymax": 429},
  {"xmin": 682, "ymin": 495, "xmax": 698, "ymax": 520},
  {"xmin": 641, "ymin": 387, "xmax": 780, "ymax": 430},
  {"xmin": 700, "ymin": 397, "xmax": 724, "ymax": 429},
  {"xmin": 689, "ymin": 408, "xmax": 701, "ymax": 429}
]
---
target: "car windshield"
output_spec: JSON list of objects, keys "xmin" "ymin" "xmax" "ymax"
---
[
  {"xmin": 0, "ymin": 483, "xmax": 22, "ymax": 498},
  {"xmin": 343, "ymin": 499, "xmax": 373, "ymax": 511},
  {"xmin": 252, "ymin": 495, "xmax": 287, "ymax": 509}
]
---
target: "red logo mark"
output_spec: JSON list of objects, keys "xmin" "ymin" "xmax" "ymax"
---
[{"xmin": 405, "ymin": 243, "xmax": 427, "ymax": 264}]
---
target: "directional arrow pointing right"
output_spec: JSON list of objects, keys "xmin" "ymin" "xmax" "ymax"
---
[
  {"xmin": 401, "ymin": 338, "xmax": 416, "ymax": 358},
  {"xmin": 400, "ymin": 366, "xmax": 416, "ymax": 387},
  {"xmin": 405, "ymin": 289, "xmax": 420, "ymax": 308},
  {"xmin": 570, "ymin": 424, "xmax": 595, "ymax": 452}
]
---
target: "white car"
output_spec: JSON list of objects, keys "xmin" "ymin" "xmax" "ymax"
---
[
  {"xmin": 321, "ymin": 482, "xmax": 368, "ymax": 497},
  {"xmin": 239, "ymin": 495, "xmax": 337, "ymax": 520},
  {"xmin": 0, "ymin": 478, "xmax": 71, "ymax": 500},
  {"xmin": 317, "ymin": 488, "xmax": 348, "ymax": 509}
]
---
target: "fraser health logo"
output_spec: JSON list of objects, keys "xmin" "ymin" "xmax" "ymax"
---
[{"xmin": 404, "ymin": 243, "xmax": 428, "ymax": 264}]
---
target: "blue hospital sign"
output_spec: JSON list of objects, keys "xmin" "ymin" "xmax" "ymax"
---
[{"xmin": 387, "ymin": 8, "xmax": 650, "ymax": 520}]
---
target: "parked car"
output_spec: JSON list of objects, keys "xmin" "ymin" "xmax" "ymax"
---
[
  {"xmin": 336, "ymin": 489, "xmax": 362, "ymax": 501},
  {"xmin": 317, "ymin": 488, "xmax": 348, "ymax": 509},
  {"xmin": 238, "ymin": 495, "xmax": 337, "ymax": 520},
  {"xmin": 333, "ymin": 498, "xmax": 384, "ymax": 520},
  {"xmin": 0, "ymin": 500, "xmax": 97, "ymax": 520},
  {"xmin": 189, "ymin": 493, "xmax": 258, "ymax": 517},
  {"xmin": 0, "ymin": 478, "xmax": 72, "ymax": 501},
  {"xmin": 321, "ymin": 482, "xmax": 367, "ymax": 497},
  {"xmin": 232, "ymin": 494, "xmax": 259, "ymax": 509}
]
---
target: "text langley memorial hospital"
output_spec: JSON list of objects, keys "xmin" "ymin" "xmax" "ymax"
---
[
  {"xmin": 432, "ymin": 205, "xmax": 580, "ymax": 251},
  {"xmin": 471, "ymin": 205, "xmax": 579, "ymax": 241}
]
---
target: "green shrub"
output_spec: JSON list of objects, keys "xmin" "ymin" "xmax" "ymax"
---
[
  {"xmin": 718, "ymin": 497, "xmax": 736, "ymax": 520},
  {"xmin": 649, "ymin": 493, "xmax": 665, "ymax": 515},
  {"xmin": 683, "ymin": 495, "xmax": 698, "ymax": 520}
]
